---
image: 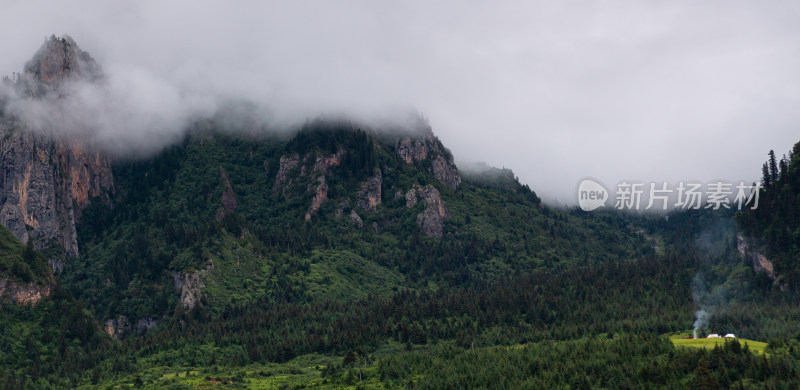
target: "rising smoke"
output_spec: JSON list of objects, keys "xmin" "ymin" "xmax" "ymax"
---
[
  {"xmin": 691, "ymin": 218, "xmax": 735, "ymax": 338},
  {"xmin": 691, "ymin": 273, "xmax": 728, "ymax": 338}
]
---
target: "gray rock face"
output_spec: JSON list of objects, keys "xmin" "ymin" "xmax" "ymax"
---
[
  {"xmin": 408, "ymin": 185, "xmax": 450, "ymax": 237},
  {"xmin": 349, "ymin": 210, "xmax": 363, "ymax": 229},
  {"xmin": 17, "ymin": 35, "xmax": 102, "ymax": 97},
  {"xmin": 273, "ymin": 154, "xmax": 300, "ymax": 194},
  {"xmin": 394, "ymin": 135, "xmax": 461, "ymax": 189},
  {"xmin": 405, "ymin": 188, "xmax": 418, "ymax": 208},
  {"xmin": 0, "ymin": 122, "xmax": 113, "ymax": 256},
  {"xmin": 357, "ymin": 168, "xmax": 382, "ymax": 211},
  {"xmin": 172, "ymin": 264, "xmax": 213, "ymax": 310},
  {"xmin": 430, "ymin": 154, "xmax": 462, "ymax": 189}
]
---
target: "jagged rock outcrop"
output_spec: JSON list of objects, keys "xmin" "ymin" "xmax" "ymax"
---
[
  {"xmin": 303, "ymin": 151, "xmax": 343, "ymax": 220},
  {"xmin": 305, "ymin": 176, "xmax": 328, "ymax": 220},
  {"xmin": 430, "ymin": 154, "xmax": 461, "ymax": 190},
  {"xmin": 172, "ymin": 263, "xmax": 213, "ymax": 310},
  {"xmin": 273, "ymin": 154, "xmax": 300, "ymax": 194},
  {"xmin": 274, "ymin": 150, "xmax": 344, "ymax": 220},
  {"xmin": 405, "ymin": 188, "xmax": 418, "ymax": 208},
  {"xmin": 349, "ymin": 210, "xmax": 363, "ymax": 229},
  {"xmin": 104, "ymin": 315, "xmax": 156, "ymax": 339},
  {"xmin": 104, "ymin": 315, "xmax": 130, "ymax": 339},
  {"xmin": 406, "ymin": 185, "xmax": 450, "ymax": 237},
  {"xmin": 311, "ymin": 151, "xmax": 343, "ymax": 176},
  {"xmin": 26, "ymin": 35, "xmax": 102, "ymax": 85},
  {"xmin": 356, "ymin": 168, "xmax": 382, "ymax": 211},
  {"xmin": 12, "ymin": 35, "xmax": 102, "ymax": 97},
  {"xmin": 737, "ymin": 233, "xmax": 779, "ymax": 284},
  {"xmin": 394, "ymin": 135, "xmax": 461, "ymax": 189},
  {"xmin": 0, "ymin": 277, "xmax": 51, "ymax": 306},
  {"xmin": 0, "ymin": 124, "xmax": 113, "ymax": 256},
  {"xmin": 215, "ymin": 168, "xmax": 238, "ymax": 220}
]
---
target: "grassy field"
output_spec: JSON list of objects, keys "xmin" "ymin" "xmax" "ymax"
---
[{"xmin": 668, "ymin": 332, "xmax": 767, "ymax": 354}]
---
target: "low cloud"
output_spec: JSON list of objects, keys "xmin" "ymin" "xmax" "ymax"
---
[
  {"xmin": 4, "ymin": 63, "xmax": 220, "ymax": 157},
  {"xmin": 1, "ymin": 1, "xmax": 799, "ymax": 201}
]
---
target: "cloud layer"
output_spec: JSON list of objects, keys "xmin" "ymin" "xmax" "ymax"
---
[{"xmin": 1, "ymin": 1, "xmax": 799, "ymax": 202}]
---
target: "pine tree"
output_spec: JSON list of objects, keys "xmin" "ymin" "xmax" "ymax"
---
[{"xmin": 769, "ymin": 150, "xmax": 779, "ymax": 182}]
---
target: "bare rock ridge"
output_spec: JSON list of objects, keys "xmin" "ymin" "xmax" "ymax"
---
[
  {"xmin": 394, "ymin": 134, "xmax": 461, "ymax": 189},
  {"xmin": 0, "ymin": 35, "xmax": 114, "ymax": 257}
]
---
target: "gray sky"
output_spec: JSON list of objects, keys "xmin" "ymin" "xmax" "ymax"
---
[{"xmin": 2, "ymin": 1, "xmax": 799, "ymax": 203}]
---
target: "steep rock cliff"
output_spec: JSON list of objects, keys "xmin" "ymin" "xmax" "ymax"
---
[
  {"xmin": 394, "ymin": 134, "xmax": 461, "ymax": 189},
  {"xmin": 0, "ymin": 36, "xmax": 114, "ymax": 257},
  {"xmin": 0, "ymin": 123, "xmax": 113, "ymax": 256}
]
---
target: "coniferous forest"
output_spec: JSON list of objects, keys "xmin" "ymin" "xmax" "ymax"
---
[
  {"xmin": 1, "ymin": 24, "xmax": 800, "ymax": 389},
  {"xmin": 0, "ymin": 119, "xmax": 799, "ymax": 388}
]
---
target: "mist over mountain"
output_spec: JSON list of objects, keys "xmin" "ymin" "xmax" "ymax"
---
[
  {"xmin": 3, "ymin": 1, "xmax": 800, "ymax": 203},
  {"xmin": 0, "ymin": 5, "xmax": 800, "ymax": 388}
]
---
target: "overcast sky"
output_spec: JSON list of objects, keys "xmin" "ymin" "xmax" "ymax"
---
[{"xmin": 1, "ymin": 1, "xmax": 799, "ymax": 203}]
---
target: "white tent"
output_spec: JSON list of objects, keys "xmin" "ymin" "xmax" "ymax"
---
[
  {"xmin": 724, "ymin": 334, "xmax": 736, "ymax": 338},
  {"xmin": 706, "ymin": 334, "xmax": 720, "ymax": 338}
]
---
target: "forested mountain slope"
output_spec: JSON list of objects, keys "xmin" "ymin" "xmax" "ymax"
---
[
  {"xmin": 1, "ymin": 35, "xmax": 800, "ymax": 389},
  {"xmin": 63, "ymin": 120, "xmax": 654, "ymax": 334},
  {"xmin": 738, "ymin": 140, "xmax": 800, "ymax": 287}
]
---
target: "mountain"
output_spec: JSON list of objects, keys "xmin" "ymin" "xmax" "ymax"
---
[
  {"xmin": 737, "ymin": 140, "xmax": 800, "ymax": 287},
  {"xmin": 2, "ymin": 35, "xmax": 800, "ymax": 389},
  {"xmin": 0, "ymin": 35, "xmax": 114, "ymax": 259}
]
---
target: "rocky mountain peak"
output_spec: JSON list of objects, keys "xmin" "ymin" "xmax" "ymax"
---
[
  {"xmin": 24, "ymin": 34, "xmax": 102, "ymax": 86},
  {"xmin": 0, "ymin": 35, "xmax": 114, "ymax": 259}
]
